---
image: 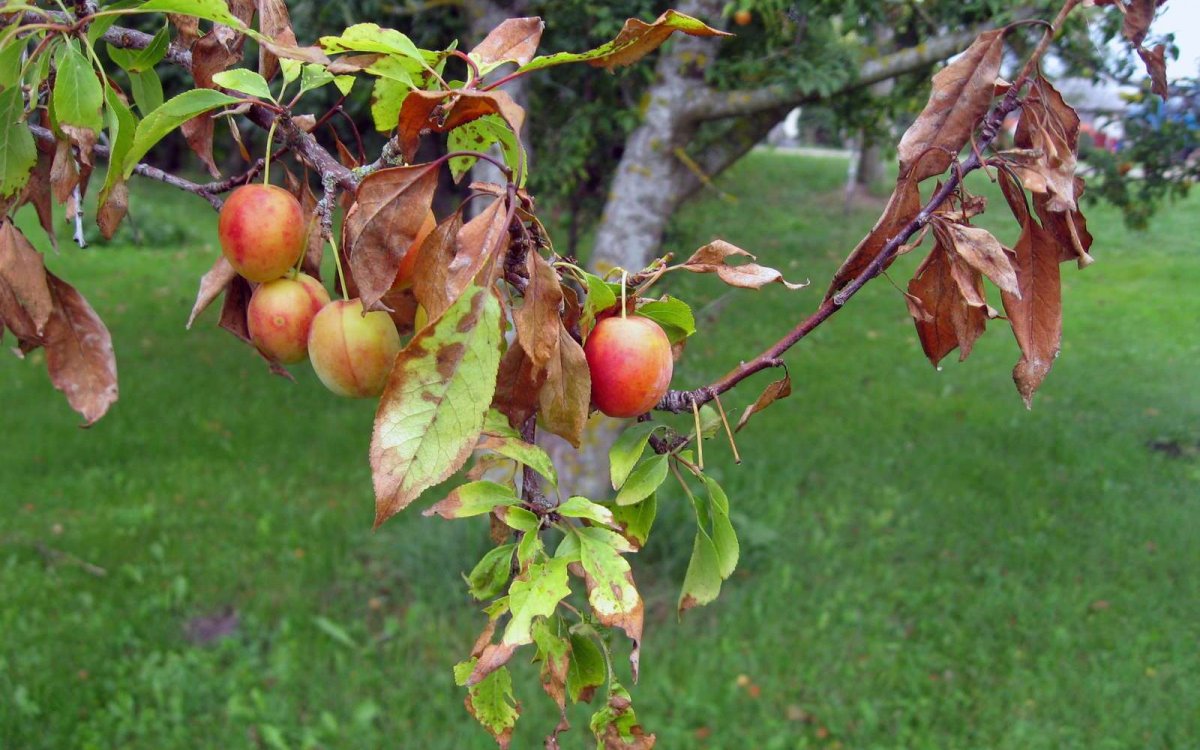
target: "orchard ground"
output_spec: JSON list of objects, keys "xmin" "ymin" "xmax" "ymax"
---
[{"xmin": 2, "ymin": 152, "xmax": 1198, "ymax": 749}]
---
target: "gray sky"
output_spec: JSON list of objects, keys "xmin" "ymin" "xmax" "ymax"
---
[{"xmin": 1157, "ymin": 1, "xmax": 1199, "ymax": 79}]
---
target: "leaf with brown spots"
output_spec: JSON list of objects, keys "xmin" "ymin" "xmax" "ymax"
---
[
  {"xmin": 342, "ymin": 163, "xmax": 440, "ymax": 313},
  {"xmin": 97, "ymin": 181, "xmax": 128, "ymax": 240},
  {"xmin": 470, "ymin": 17, "xmax": 544, "ymax": 70},
  {"xmin": 1122, "ymin": 0, "xmax": 1158, "ymax": 47},
  {"xmin": 826, "ymin": 174, "xmax": 921, "ymax": 298},
  {"xmin": 0, "ymin": 221, "xmax": 53, "ymax": 336},
  {"xmin": 1138, "ymin": 44, "xmax": 1169, "ymax": 99},
  {"xmin": 680, "ymin": 240, "xmax": 806, "ymax": 291},
  {"xmin": 538, "ymin": 322, "xmax": 590, "ymax": 448},
  {"xmin": 371, "ymin": 285, "xmax": 503, "ymax": 527},
  {"xmin": 396, "ymin": 89, "xmax": 525, "ymax": 163},
  {"xmin": 50, "ymin": 138, "xmax": 79, "ymax": 204},
  {"xmin": 907, "ymin": 243, "xmax": 988, "ymax": 367},
  {"xmin": 492, "ymin": 342, "xmax": 548, "ymax": 428},
  {"xmin": 42, "ymin": 273, "xmax": 118, "ymax": 425},
  {"xmin": 576, "ymin": 527, "xmax": 643, "ymax": 682},
  {"xmin": 897, "ymin": 30, "xmax": 1004, "ymax": 182}
]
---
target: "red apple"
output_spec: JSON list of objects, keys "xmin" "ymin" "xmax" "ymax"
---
[
  {"xmin": 308, "ymin": 298, "xmax": 402, "ymax": 398},
  {"xmin": 733, "ymin": 9, "xmax": 752, "ymax": 26},
  {"xmin": 584, "ymin": 315, "xmax": 674, "ymax": 418},
  {"xmin": 247, "ymin": 273, "xmax": 330, "ymax": 364},
  {"xmin": 391, "ymin": 209, "xmax": 437, "ymax": 290},
  {"xmin": 217, "ymin": 184, "xmax": 306, "ymax": 282}
]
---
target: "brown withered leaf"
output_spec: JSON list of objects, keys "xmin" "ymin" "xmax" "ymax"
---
[
  {"xmin": 907, "ymin": 245, "xmax": 987, "ymax": 367},
  {"xmin": 256, "ymin": 0, "xmax": 299, "ymax": 81},
  {"xmin": 396, "ymin": 90, "xmax": 525, "ymax": 162},
  {"xmin": 342, "ymin": 163, "xmax": 440, "ymax": 313},
  {"xmin": 332, "ymin": 132, "xmax": 359, "ymax": 168},
  {"xmin": 1138, "ymin": 44, "xmax": 1169, "ymax": 99},
  {"xmin": 1014, "ymin": 76, "xmax": 1080, "ymax": 213},
  {"xmin": 50, "ymin": 138, "xmax": 79, "ymax": 204},
  {"xmin": 218, "ymin": 274, "xmax": 253, "ymax": 343},
  {"xmin": 538, "ymin": 321, "xmax": 590, "ymax": 448},
  {"xmin": 931, "ymin": 219, "xmax": 1020, "ymax": 297},
  {"xmin": 826, "ymin": 174, "xmax": 921, "ymax": 298},
  {"xmin": 97, "ymin": 181, "xmax": 129, "ymax": 240},
  {"xmin": 0, "ymin": 278, "xmax": 41, "ymax": 346},
  {"xmin": 411, "ymin": 210, "xmax": 466, "ymax": 321},
  {"xmin": 897, "ymin": 30, "xmax": 1004, "ymax": 182},
  {"xmin": 587, "ymin": 9, "xmax": 729, "ymax": 72},
  {"xmin": 418, "ymin": 199, "xmax": 508, "ymax": 321},
  {"xmin": 514, "ymin": 252, "xmax": 563, "ymax": 369},
  {"xmin": 595, "ymin": 690, "xmax": 656, "ymax": 749},
  {"xmin": 15, "ymin": 142, "xmax": 56, "ymax": 250},
  {"xmin": 0, "ymin": 220, "xmax": 53, "ymax": 335},
  {"xmin": 1035, "ymin": 184, "xmax": 1094, "ymax": 267},
  {"xmin": 1001, "ymin": 211, "xmax": 1062, "ymax": 409},
  {"xmin": 168, "ymin": 13, "xmax": 201, "ymax": 47},
  {"xmin": 43, "ymin": 273, "xmax": 118, "ymax": 425},
  {"xmin": 1123, "ymin": 0, "xmax": 1157, "ymax": 47},
  {"xmin": 471, "ymin": 17, "xmax": 544, "ymax": 68},
  {"xmin": 187, "ymin": 256, "xmax": 238, "ymax": 329},
  {"xmin": 327, "ymin": 53, "xmax": 383, "ymax": 75},
  {"xmin": 185, "ymin": 30, "xmax": 245, "ymax": 177},
  {"xmin": 493, "ymin": 342, "xmax": 548, "ymax": 428},
  {"xmin": 680, "ymin": 240, "xmax": 807, "ymax": 290},
  {"xmin": 735, "ymin": 375, "xmax": 792, "ymax": 433}
]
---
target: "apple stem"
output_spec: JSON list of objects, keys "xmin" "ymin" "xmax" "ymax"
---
[
  {"xmin": 620, "ymin": 270, "xmax": 627, "ymax": 319},
  {"xmin": 262, "ymin": 119, "xmax": 279, "ymax": 186},
  {"xmin": 712, "ymin": 394, "xmax": 741, "ymax": 464},
  {"xmin": 329, "ymin": 234, "xmax": 349, "ymax": 300},
  {"xmin": 691, "ymin": 400, "xmax": 704, "ymax": 470}
]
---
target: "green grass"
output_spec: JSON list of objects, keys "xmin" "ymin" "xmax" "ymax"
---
[{"xmin": 2, "ymin": 152, "xmax": 1198, "ymax": 749}]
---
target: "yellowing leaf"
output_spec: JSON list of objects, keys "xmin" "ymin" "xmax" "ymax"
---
[{"xmin": 371, "ymin": 285, "xmax": 503, "ymax": 527}]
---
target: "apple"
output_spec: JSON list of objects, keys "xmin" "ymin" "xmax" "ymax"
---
[
  {"xmin": 217, "ymin": 184, "xmax": 306, "ymax": 283},
  {"xmin": 247, "ymin": 273, "xmax": 330, "ymax": 364},
  {"xmin": 391, "ymin": 209, "xmax": 438, "ymax": 290},
  {"xmin": 308, "ymin": 298, "xmax": 402, "ymax": 398},
  {"xmin": 584, "ymin": 315, "xmax": 674, "ymax": 418},
  {"xmin": 733, "ymin": 9, "xmax": 752, "ymax": 26}
]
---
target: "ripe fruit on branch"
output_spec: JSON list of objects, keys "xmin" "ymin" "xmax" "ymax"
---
[
  {"xmin": 247, "ymin": 273, "xmax": 331, "ymax": 364},
  {"xmin": 308, "ymin": 299, "xmax": 402, "ymax": 398},
  {"xmin": 584, "ymin": 315, "xmax": 674, "ymax": 418},
  {"xmin": 217, "ymin": 184, "xmax": 306, "ymax": 283},
  {"xmin": 391, "ymin": 210, "xmax": 437, "ymax": 290},
  {"xmin": 733, "ymin": 9, "xmax": 752, "ymax": 26}
]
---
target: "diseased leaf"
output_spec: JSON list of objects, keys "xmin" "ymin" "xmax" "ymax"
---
[
  {"xmin": 934, "ymin": 220, "xmax": 1020, "ymax": 296},
  {"xmin": 609, "ymin": 422, "xmax": 662, "ymax": 489},
  {"xmin": 256, "ymin": 0, "xmax": 300, "ymax": 81},
  {"xmin": 1122, "ymin": 0, "xmax": 1157, "ymax": 47},
  {"xmin": 467, "ymin": 543, "xmax": 515, "ymax": 601},
  {"xmin": 678, "ymin": 528, "xmax": 722, "ymax": 614},
  {"xmin": 680, "ymin": 240, "xmax": 806, "ymax": 290},
  {"xmin": 372, "ymin": 286, "xmax": 503, "ymax": 527},
  {"xmin": 827, "ymin": 174, "xmax": 921, "ymax": 298},
  {"xmin": 538, "ymin": 322, "xmax": 590, "ymax": 448},
  {"xmin": 576, "ymin": 527, "xmax": 643, "ymax": 681},
  {"xmin": 423, "ymin": 480, "xmax": 518, "ymax": 519},
  {"xmin": 615, "ymin": 453, "xmax": 669, "ymax": 506},
  {"xmin": 462, "ymin": 664, "xmax": 520, "ymax": 749},
  {"xmin": 897, "ymin": 30, "xmax": 1004, "ymax": 182},
  {"xmin": 50, "ymin": 139, "xmax": 80, "ymax": 205},
  {"xmin": 396, "ymin": 89, "xmax": 525, "ymax": 163},
  {"xmin": 187, "ymin": 256, "xmax": 237, "ymax": 328},
  {"xmin": 513, "ymin": 251, "xmax": 562, "ymax": 369},
  {"xmin": 413, "ymin": 201, "xmax": 506, "ymax": 321},
  {"xmin": 503, "ymin": 558, "xmax": 571, "ymax": 647},
  {"xmin": 97, "ymin": 181, "xmax": 129, "ymax": 240},
  {"xmin": 100, "ymin": 87, "xmax": 137, "ymax": 202},
  {"xmin": 492, "ymin": 340, "xmax": 547, "ymax": 429},
  {"xmin": 470, "ymin": 17, "xmax": 544, "ymax": 71},
  {"xmin": 123, "ymin": 89, "xmax": 241, "ymax": 178},
  {"xmin": 519, "ymin": 10, "xmax": 729, "ymax": 73},
  {"xmin": 531, "ymin": 618, "xmax": 571, "ymax": 739},
  {"xmin": 496, "ymin": 504, "xmax": 539, "ymax": 533},
  {"xmin": 43, "ymin": 273, "xmax": 118, "ymax": 425},
  {"xmin": 589, "ymin": 682, "xmax": 655, "ymax": 749},
  {"xmin": 607, "ymin": 494, "xmax": 656, "ymax": 551},
  {"xmin": 906, "ymin": 244, "xmax": 987, "ymax": 367},
  {"xmin": 184, "ymin": 28, "xmax": 246, "ymax": 176},
  {"xmin": 557, "ymin": 496, "xmax": 615, "ymax": 527},
  {"xmin": 447, "ymin": 115, "xmax": 526, "ymax": 185},
  {"xmin": 1137, "ymin": 44, "xmax": 1169, "ymax": 100},
  {"xmin": 1013, "ymin": 76, "xmax": 1080, "ymax": 214},
  {"xmin": 0, "ymin": 83, "xmax": 38, "ymax": 198},
  {"xmin": 735, "ymin": 375, "xmax": 791, "ymax": 432},
  {"xmin": 342, "ymin": 163, "xmax": 440, "ymax": 312},
  {"xmin": 477, "ymin": 434, "xmax": 557, "ymax": 486},
  {"xmin": 217, "ymin": 274, "xmax": 253, "ymax": 343},
  {"xmin": 14, "ymin": 143, "xmax": 55, "ymax": 249},
  {"xmin": 0, "ymin": 221, "xmax": 53, "ymax": 335}
]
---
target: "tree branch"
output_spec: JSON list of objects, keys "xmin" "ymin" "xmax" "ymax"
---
[{"xmin": 657, "ymin": 1, "xmax": 1081, "ymax": 414}]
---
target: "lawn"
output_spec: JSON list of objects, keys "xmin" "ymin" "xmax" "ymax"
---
[{"xmin": 2, "ymin": 152, "xmax": 1198, "ymax": 749}]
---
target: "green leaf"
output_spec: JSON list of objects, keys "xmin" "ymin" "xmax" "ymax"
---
[
  {"xmin": 516, "ymin": 524, "xmax": 544, "ymax": 567},
  {"xmin": 333, "ymin": 75, "xmax": 355, "ymax": 96},
  {"xmin": 479, "ymin": 433, "xmax": 557, "ymax": 486},
  {"xmin": 503, "ymin": 558, "xmax": 570, "ymax": 646},
  {"xmin": 636, "ymin": 296, "xmax": 695, "ymax": 343},
  {"xmin": 105, "ymin": 24, "xmax": 168, "ymax": 73},
  {"xmin": 0, "ymin": 87, "xmax": 36, "ymax": 198},
  {"xmin": 578, "ymin": 270, "xmax": 618, "ymax": 329},
  {"xmin": 566, "ymin": 633, "xmax": 605, "ymax": 703},
  {"xmin": 678, "ymin": 529, "xmax": 722, "ymax": 613},
  {"xmin": 298, "ymin": 63, "xmax": 334, "ymax": 95},
  {"xmin": 0, "ymin": 39, "xmax": 26, "ymax": 89},
  {"xmin": 320, "ymin": 24, "xmax": 424, "ymax": 60},
  {"xmin": 609, "ymin": 422, "xmax": 662, "ymax": 490},
  {"xmin": 211, "ymin": 69, "xmax": 274, "ymax": 100},
  {"xmin": 446, "ymin": 115, "xmax": 526, "ymax": 186},
  {"xmin": 466, "ymin": 543, "xmax": 515, "ymax": 601},
  {"xmin": 557, "ymin": 497, "xmax": 614, "ymax": 527},
  {"xmin": 135, "ymin": 0, "xmax": 245, "ymax": 29},
  {"xmin": 369, "ymin": 76, "xmax": 409, "ymax": 133},
  {"xmin": 463, "ymin": 665, "xmax": 519, "ymax": 745},
  {"xmin": 519, "ymin": 10, "xmax": 729, "ymax": 74},
  {"xmin": 53, "ymin": 42, "xmax": 104, "ymax": 135},
  {"xmin": 423, "ymin": 480, "xmax": 518, "ymax": 519},
  {"xmin": 615, "ymin": 453, "xmax": 669, "ymax": 506},
  {"xmin": 607, "ymin": 494, "xmax": 656, "ymax": 550},
  {"xmin": 704, "ymin": 476, "xmax": 739, "ymax": 580},
  {"xmin": 697, "ymin": 404, "xmax": 721, "ymax": 439},
  {"xmin": 496, "ymin": 505, "xmax": 538, "ymax": 533},
  {"xmin": 554, "ymin": 531, "xmax": 581, "ymax": 563},
  {"xmin": 279, "ymin": 59, "xmax": 302, "ymax": 85},
  {"xmin": 123, "ymin": 89, "xmax": 240, "ymax": 177},
  {"xmin": 100, "ymin": 86, "xmax": 136, "ymax": 198},
  {"xmin": 128, "ymin": 69, "xmax": 164, "ymax": 115},
  {"xmin": 371, "ymin": 285, "xmax": 503, "ymax": 526}
]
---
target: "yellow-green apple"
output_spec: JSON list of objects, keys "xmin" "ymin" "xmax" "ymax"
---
[{"xmin": 307, "ymin": 299, "xmax": 402, "ymax": 397}]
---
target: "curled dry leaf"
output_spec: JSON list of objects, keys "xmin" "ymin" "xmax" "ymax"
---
[
  {"xmin": 931, "ymin": 219, "xmax": 1020, "ymax": 297},
  {"xmin": 897, "ymin": 30, "xmax": 1004, "ymax": 182},
  {"xmin": 342, "ymin": 163, "xmax": 440, "ymax": 312},
  {"xmin": 218, "ymin": 274, "xmax": 253, "ymax": 343},
  {"xmin": 256, "ymin": 0, "xmax": 299, "ymax": 81},
  {"xmin": 680, "ymin": 240, "xmax": 807, "ymax": 290},
  {"xmin": 97, "ymin": 181, "xmax": 129, "ymax": 240},
  {"xmin": 907, "ymin": 244, "xmax": 987, "ymax": 367},
  {"xmin": 187, "ymin": 256, "xmax": 238, "ymax": 329},
  {"xmin": 0, "ymin": 220, "xmax": 53, "ymax": 335},
  {"xmin": 735, "ymin": 375, "xmax": 792, "ymax": 433},
  {"xmin": 411, "ymin": 210, "xmax": 466, "ymax": 321},
  {"xmin": 826, "ymin": 175, "xmax": 921, "ymax": 298},
  {"xmin": 283, "ymin": 168, "xmax": 324, "ymax": 279},
  {"xmin": 1122, "ymin": 0, "xmax": 1158, "ymax": 47},
  {"xmin": 493, "ymin": 342, "xmax": 548, "ymax": 429},
  {"xmin": 43, "ymin": 273, "xmax": 118, "ymax": 425},
  {"xmin": 395, "ymin": 89, "xmax": 525, "ymax": 162},
  {"xmin": 1137, "ymin": 44, "xmax": 1169, "ymax": 100},
  {"xmin": 185, "ymin": 29, "xmax": 246, "ymax": 177},
  {"xmin": 470, "ymin": 17, "xmax": 545, "ymax": 69},
  {"xmin": 15, "ymin": 142, "xmax": 56, "ymax": 250},
  {"xmin": 513, "ymin": 252, "xmax": 563, "ymax": 369},
  {"xmin": 1014, "ymin": 76, "xmax": 1080, "ymax": 214},
  {"xmin": 537, "ymin": 322, "xmax": 590, "ymax": 448}
]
